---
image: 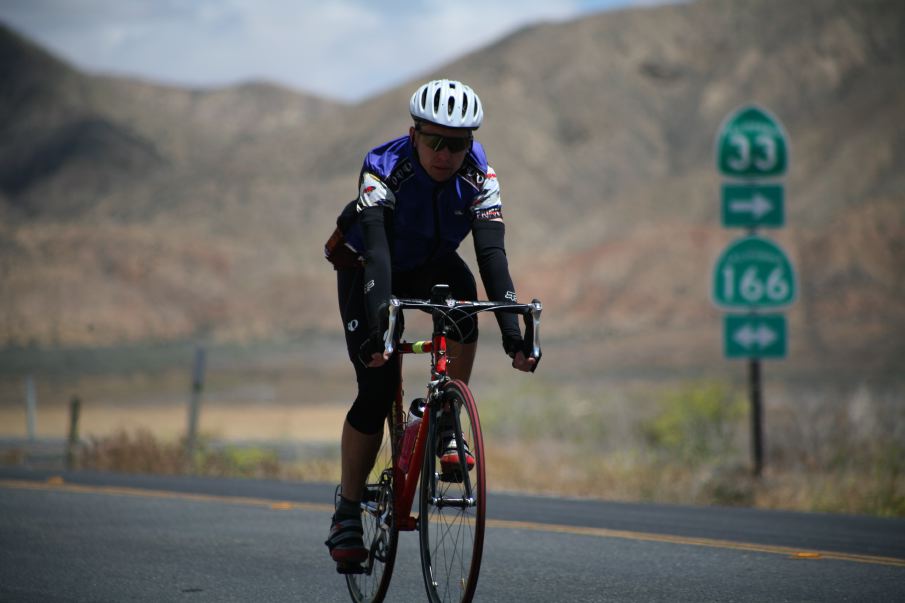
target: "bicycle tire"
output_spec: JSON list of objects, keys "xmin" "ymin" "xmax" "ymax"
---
[
  {"xmin": 345, "ymin": 417, "xmax": 399, "ymax": 603},
  {"xmin": 418, "ymin": 379, "xmax": 486, "ymax": 603}
]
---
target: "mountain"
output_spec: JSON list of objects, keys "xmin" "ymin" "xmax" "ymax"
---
[{"xmin": 1, "ymin": 0, "xmax": 903, "ymax": 378}]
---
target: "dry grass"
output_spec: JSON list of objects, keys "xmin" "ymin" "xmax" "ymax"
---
[
  {"xmin": 3, "ymin": 356, "xmax": 902, "ymax": 517},
  {"xmin": 486, "ymin": 441, "xmax": 904, "ymax": 516},
  {"xmin": 76, "ymin": 428, "xmax": 286, "ymax": 479},
  {"xmin": 51, "ymin": 417, "xmax": 903, "ymax": 518}
]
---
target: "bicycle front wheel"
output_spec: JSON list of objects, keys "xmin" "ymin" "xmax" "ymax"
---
[
  {"xmin": 345, "ymin": 419, "xmax": 399, "ymax": 603},
  {"xmin": 419, "ymin": 379, "xmax": 486, "ymax": 603}
]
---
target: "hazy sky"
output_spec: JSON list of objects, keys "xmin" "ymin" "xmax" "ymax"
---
[{"xmin": 0, "ymin": 0, "xmax": 673, "ymax": 102}]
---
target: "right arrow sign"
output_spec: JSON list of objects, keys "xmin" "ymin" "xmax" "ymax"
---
[
  {"xmin": 724, "ymin": 314, "xmax": 787, "ymax": 358},
  {"xmin": 722, "ymin": 183, "xmax": 784, "ymax": 227}
]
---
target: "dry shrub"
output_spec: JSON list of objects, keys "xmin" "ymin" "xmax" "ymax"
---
[
  {"xmin": 78, "ymin": 428, "xmax": 285, "ymax": 479},
  {"xmin": 80, "ymin": 428, "xmax": 185, "ymax": 474},
  {"xmin": 640, "ymin": 381, "xmax": 746, "ymax": 467},
  {"xmin": 764, "ymin": 385, "xmax": 905, "ymax": 515},
  {"xmin": 198, "ymin": 446, "xmax": 281, "ymax": 479},
  {"xmin": 291, "ymin": 458, "xmax": 342, "ymax": 483},
  {"xmin": 482, "ymin": 381, "xmax": 904, "ymax": 516},
  {"xmin": 1, "ymin": 448, "xmax": 27, "ymax": 465}
]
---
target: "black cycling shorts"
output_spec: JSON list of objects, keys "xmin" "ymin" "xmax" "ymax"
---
[{"xmin": 337, "ymin": 253, "xmax": 479, "ymax": 435}]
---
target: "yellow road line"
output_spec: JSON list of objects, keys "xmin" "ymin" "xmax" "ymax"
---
[
  {"xmin": 3, "ymin": 478, "xmax": 903, "ymax": 568},
  {"xmin": 484, "ymin": 519, "xmax": 905, "ymax": 568},
  {"xmin": 0, "ymin": 478, "xmax": 335, "ymax": 514}
]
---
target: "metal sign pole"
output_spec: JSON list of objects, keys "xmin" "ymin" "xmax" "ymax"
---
[
  {"xmin": 749, "ymin": 359, "xmax": 763, "ymax": 476},
  {"xmin": 715, "ymin": 104, "xmax": 793, "ymax": 478}
]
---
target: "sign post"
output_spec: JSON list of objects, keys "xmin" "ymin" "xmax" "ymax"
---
[{"xmin": 714, "ymin": 105, "xmax": 793, "ymax": 476}]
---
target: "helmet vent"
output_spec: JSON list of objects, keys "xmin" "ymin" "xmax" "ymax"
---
[{"xmin": 433, "ymin": 88, "xmax": 442, "ymax": 114}]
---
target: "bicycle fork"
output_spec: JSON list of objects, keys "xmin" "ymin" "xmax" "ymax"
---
[{"xmin": 426, "ymin": 389, "xmax": 477, "ymax": 510}]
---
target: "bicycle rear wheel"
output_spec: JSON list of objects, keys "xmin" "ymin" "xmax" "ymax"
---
[
  {"xmin": 345, "ymin": 418, "xmax": 399, "ymax": 603},
  {"xmin": 418, "ymin": 379, "xmax": 486, "ymax": 603}
]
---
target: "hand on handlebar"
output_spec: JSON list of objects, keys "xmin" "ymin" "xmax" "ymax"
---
[
  {"xmin": 511, "ymin": 350, "xmax": 536, "ymax": 372},
  {"xmin": 358, "ymin": 333, "xmax": 391, "ymax": 368},
  {"xmin": 367, "ymin": 351, "xmax": 392, "ymax": 368},
  {"xmin": 503, "ymin": 335, "xmax": 538, "ymax": 372}
]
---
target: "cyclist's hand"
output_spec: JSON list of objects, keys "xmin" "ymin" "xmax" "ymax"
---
[
  {"xmin": 503, "ymin": 335, "xmax": 539, "ymax": 373},
  {"xmin": 511, "ymin": 350, "xmax": 536, "ymax": 372},
  {"xmin": 358, "ymin": 333, "xmax": 390, "ymax": 368},
  {"xmin": 367, "ymin": 350, "xmax": 392, "ymax": 368}
]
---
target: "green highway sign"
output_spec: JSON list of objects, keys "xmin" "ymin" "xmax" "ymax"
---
[
  {"xmin": 721, "ymin": 183, "xmax": 784, "ymax": 228},
  {"xmin": 713, "ymin": 236, "xmax": 796, "ymax": 309},
  {"xmin": 716, "ymin": 105, "xmax": 788, "ymax": 179},
  {"xmin": 724, "ymin": 314, "xmax": 787, "ymax": 358}
]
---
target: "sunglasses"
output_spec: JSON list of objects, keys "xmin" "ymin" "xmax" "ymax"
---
[{"xmin": 417, "ymin": 131, "xmax": 473, "ymax": 153}]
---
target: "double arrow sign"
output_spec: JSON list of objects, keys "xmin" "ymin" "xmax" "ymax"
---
[{"xmin": 725, "ymin": 315, "xmax": 786, "ymax": 358}]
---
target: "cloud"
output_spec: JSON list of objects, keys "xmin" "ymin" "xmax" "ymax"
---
[{"xmin": 0, "ymin": 0, "xmax": 655, "ymax": 101}]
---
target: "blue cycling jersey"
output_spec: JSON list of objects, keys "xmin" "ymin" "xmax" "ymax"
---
[{"xmin": 343, "ymin": 135, "xmax": 503, "ymax": 271}]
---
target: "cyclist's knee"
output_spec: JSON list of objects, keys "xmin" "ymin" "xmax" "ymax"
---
[
  {"xmin": 347, "ymin": 377, "xmax": 396, "ymax": 435},
  {"xmin": 347, "ymin": 394, "xmax": 390, "ymax": 435},
  {"xmin": 346, "ymin": 405, "xmax": 384, "ymax": 436}
]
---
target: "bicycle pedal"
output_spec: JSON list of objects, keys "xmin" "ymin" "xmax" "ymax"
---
[{"xmin": 335, "ymin": 561, "xmax": 366, "ymax": 575}]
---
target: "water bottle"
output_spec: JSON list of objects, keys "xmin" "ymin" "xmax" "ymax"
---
[{"xmin": 399, "ymin": 398, "xmax": 426, "ymax": 473}]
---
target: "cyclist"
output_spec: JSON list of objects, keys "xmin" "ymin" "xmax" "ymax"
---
[{"xmin": 323, "ymin": 78, "xmax": 535, "ymax": 569}]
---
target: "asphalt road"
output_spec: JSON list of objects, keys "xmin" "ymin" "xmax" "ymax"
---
[{"xmin": 1, "ymin": 467, "xmax": 903, "ymax": 602}]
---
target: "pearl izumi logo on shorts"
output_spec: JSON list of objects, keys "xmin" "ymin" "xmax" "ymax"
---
[
  {"xmin": 364, "ymin": 280, "xmax": 375, "ymax": 294},
  {"xmin": 347, "ymin": 320, "xmax": 359, "ymax": 332}
]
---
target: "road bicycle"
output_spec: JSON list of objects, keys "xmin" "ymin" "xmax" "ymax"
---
[{"xmin": 339, "ymin": 284, "xmax": 542, "ymax": 603}]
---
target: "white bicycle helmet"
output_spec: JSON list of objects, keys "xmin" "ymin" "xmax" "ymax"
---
[{"xmin": 409, "ymin": 79, "xmax": 483, "ymax": 129}]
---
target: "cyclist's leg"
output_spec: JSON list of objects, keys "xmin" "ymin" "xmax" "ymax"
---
[
  {"xmin": 330, "ymin": 268, "xmax": 399, "ymax": 565},
  {"xmin": 337, "ymin": 267, "xmax": 399, "ymax": 495},
  {"xmin": 340, "ymin": 419, "xmax": 382, "ymax": 502},
  {"xmin": 341, "ymin": 359, "xmax": 398, "ymax": 498}
]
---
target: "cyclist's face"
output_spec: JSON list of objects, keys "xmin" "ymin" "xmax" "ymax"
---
[{"xmin": 411, "ymin": 123, "xmax": 472, "ymax": 182}]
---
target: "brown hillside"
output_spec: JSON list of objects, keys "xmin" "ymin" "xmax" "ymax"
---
[{"xmin": 1, "ymin": 0, "xmax": 903, "ymax": 377}]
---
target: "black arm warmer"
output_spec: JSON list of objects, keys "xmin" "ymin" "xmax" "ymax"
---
[
  {"xmin": 360, "ymin": 206, "xmax": 393, "ymax": 338},
  {"xmin": 472, "ymin": 220, "xmax": 522, "ymax": 347}
]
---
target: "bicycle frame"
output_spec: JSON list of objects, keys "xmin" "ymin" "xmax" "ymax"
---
[{"xmin": 382, "ymin": 289, "xmax": 543, "ymax": 532}]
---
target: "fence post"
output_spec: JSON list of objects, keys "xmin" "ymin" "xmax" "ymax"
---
[
  {"xmin": 25, "ymin": 375, "xmax": 37, "ymax": 442},
  {"xmin": 66, "ymin": 396, "xmax": 81, "ymax": 471},
  {"xmin": 185, "ymin": 345, "xmax": 206, "ymax": 471}
]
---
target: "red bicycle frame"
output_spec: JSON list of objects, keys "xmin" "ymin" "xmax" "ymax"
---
[
  {"xmin": 391, "ymin": 334, "xmax": 441, "ymax": 532},
  {"xmin": 381, "ymin": 289, "xmax": 541, "ymax": 532}
]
